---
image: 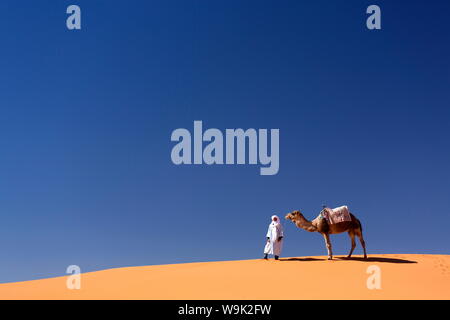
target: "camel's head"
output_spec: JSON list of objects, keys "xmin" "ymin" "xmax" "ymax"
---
[{"xmin": 285, "ymin": 210, "xmax": 304, "ymax": 221}]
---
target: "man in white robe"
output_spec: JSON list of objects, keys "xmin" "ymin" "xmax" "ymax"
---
[{"xmin": 263, "ymin": 215, "xmax": 284, "ymax": 260}]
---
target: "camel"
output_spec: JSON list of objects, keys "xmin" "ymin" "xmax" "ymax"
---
[{"xmin": 285, "ymin": 210, "xmax": 367, "ymax": 260}]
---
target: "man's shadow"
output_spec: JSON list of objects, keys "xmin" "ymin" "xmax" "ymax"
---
[{"xmin": 279, "ymin": 257, "xmax": 325, "ymax": 262}]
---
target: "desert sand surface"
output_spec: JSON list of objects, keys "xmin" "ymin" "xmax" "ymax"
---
[{"xmin": 0, "ymin": 254, "xmax": 449, "ymax": 300}]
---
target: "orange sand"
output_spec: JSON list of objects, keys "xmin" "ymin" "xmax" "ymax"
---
[{"xmin": 0, "ymin": 254, "xmax": 449, "ymax": 300}]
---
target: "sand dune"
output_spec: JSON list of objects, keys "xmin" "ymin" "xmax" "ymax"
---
[{"xmin": 0, "ymin": 254, "xmax": 449, "ymax": 300}]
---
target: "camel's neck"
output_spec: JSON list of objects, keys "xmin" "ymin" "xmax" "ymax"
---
[{"xmin": 294, "ymin": 216, "xmax": 318, "ymax": 232}]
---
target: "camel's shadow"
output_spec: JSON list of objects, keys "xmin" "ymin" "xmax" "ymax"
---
[
  {"xmin": 280, "ymin": 256, "xmax": 417, "ymax": 264},
  {"xmin": 336, "ymin": 256, "xmax": 417, "ymax": 264}
]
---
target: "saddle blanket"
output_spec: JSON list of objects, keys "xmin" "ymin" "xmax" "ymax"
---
[{"xmin": 322, "ymin": 206, "xmax": 351, "ymax": 224}]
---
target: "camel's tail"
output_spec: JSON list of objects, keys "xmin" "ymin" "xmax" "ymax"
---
[
  {"xmin": 351, "ymin": 213, "xmax": 363, "ymax": 232},
  {"xmin": 357, "ymin": 218, "xmax": 363, "ymax": 232}
]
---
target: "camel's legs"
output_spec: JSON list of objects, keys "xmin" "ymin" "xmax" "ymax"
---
[
  {"xmin": 323, "ymin": 233, "xmax": 333, "ymax": 260},
  {"xmin": 355, "ymin": 229, "xmax": 367, "ymax": 259},
  {"xmin": 347, "ymin": 231, "xmax": 356, "ymax": 258}
]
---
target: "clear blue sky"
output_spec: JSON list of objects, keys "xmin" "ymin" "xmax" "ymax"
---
[{"xmin": 0, "ymin": 0, "xmax": 449, "ymax": 283}]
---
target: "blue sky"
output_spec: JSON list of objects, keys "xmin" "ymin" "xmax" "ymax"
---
[{"xmin": 0, "ymin": 0, "xmax": 449, "ymax": 283}]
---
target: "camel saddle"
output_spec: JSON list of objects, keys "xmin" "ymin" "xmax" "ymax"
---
[{"xmin": 321, "ymin": 206, "xmax": 351, "ymax": 224}]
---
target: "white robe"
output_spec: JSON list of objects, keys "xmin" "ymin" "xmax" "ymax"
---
[{"xmin": 264, "ymin": 222, "xmax": 284, "ymax": 256}]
